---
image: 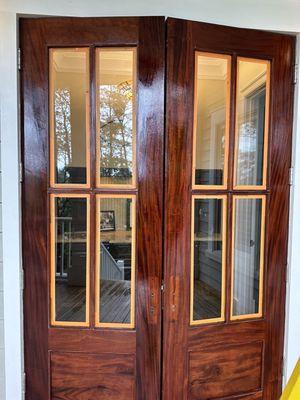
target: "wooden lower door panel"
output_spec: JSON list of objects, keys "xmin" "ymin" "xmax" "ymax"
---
[
  {"xmin": 50, "ymin": 352, "xmax": 135, "ymax": 400},
  {"xmin": 188, "ymin": 341, "xmax": 263, "ymax": 400}
]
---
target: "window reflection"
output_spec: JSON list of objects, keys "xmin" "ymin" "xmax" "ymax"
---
[
  {"xmin": 50, "ymin": 48, "xmax": 89, "ymax": 185},
  {"xmin": 192, "ymin": 197, "xmax": 225, "ymax": 323},
  {"xmin": 97, "ymin": 196, "xmax": 135, "ymax": 326},
  {"xmin": 194, "ymin": 53, "xmax": 230, "ymax": 187},
  {"xmin": 53, "ymin": 196, "xmax": 89, "ymax": 324},
  {"xmin": 235, "ymin": 59, "xmax": 270, "ymax": 187},
  {"xmin": 97, "ymin": 49, "xmax": 136, "ymax": 186},
  {"xmin": 232, "ymin": 197, "xmax": 265, "ymax": 318}
]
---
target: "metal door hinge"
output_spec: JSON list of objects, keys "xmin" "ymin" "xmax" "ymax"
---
[
  {"xmin": 289, "ymin": 167, "xmax": 294, "ymax": 186},
  {"xmin": 22, "ymin": 372, "xmax": 26, "ymax": 399},
  {"xmin": 19, "ymin": 162, "xmax": 23, "ymax": 183},
  {"xmin": 282, "ymin": 357, "xmax": 287, "ymax": 381},
  {"xmin": 17, "ymin": 48, "xmax": 21, "ymax": 71},
  {"xmin": 21, "ymin": 269, "xmax": 24, "ymax": 290},
  {"xmin": 161, "ymin": 280, "xmax": 165, "ymax": 311},
  {"xmin": 293, "ymin": 64, "xmax": 298, "ymax": 85}
]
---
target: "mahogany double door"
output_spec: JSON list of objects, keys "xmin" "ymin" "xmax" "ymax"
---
[{"xmin": 21, "ymin": 16, "xmax": 294, "ymax": 400}]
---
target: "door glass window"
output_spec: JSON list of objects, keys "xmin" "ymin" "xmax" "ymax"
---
[
  {"xmin": 193, "ymin": 53, "xmax": 231, "ymax": 188},
  {"xmin": 191, "ymin": 196, "xmax": 226, "ymax": 324},
  {"xmin": 96, "ymin": 48, "xmax": 137, "ymax": 187},
  {"xmin": 234, "ymin": 58, "xmax": 270, "ymax": 188},
  {"xmin": 96, "ymin": 195, "xmax": 136, "ymax": 328},
  {"xmin": 231, "ymin": 196, "xmax": 265, "ymax": 319},
  {"xmin": 49, "ymin": 48, "xmax": 90, "ymax": 186},
  {"xmin": 51, "ymin": 195, "xmax": 90, "ymax": 326},
  {"xmin": 190, "ymin": 54, "xmax": 269, "ymax": 325}
]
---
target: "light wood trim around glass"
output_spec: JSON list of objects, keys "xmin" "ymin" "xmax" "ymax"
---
[
  {"xmin": 49, "ymin": 48, "xmax": 91, "ymax": 189},
  {"xmin": 230, "ymin": 194, "xmax": 266, "ymax": 321},
  {"xmin": 233, "ymin": 57, "xmax": 270, "ymax": 190},
  {"xmin": 192, "ymin": 52, "xmax": 231, "ymax": 190},
  {"xmin": 50, "ymin": 193, "xmax": 90, "ymax": 327},
  {"xmin": 95, "ymin": 194, "xmax": 136, "ymax": 329},
  {"xmin": 96, "ymin": 48, "xmax": 137, "ymax": 189},
  {"xmin": 190, "ymin": 194, "xmax": 227, "ymax": 325}
]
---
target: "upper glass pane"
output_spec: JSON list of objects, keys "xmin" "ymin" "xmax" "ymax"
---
[
  {"xmin": 97, "ymin": 48, "xmax": 136, "ymax": 187},
  {"xmin": 235, "ymin": 58, "xmax": 270, "ymax": 187},
  {"xmin": 232, "ymin": 197, "xmax": 265, "ymax": 318},
  {"xmin": 50, "ymin": 48, "xmax": 89, "ymax": 185},
  {"xmin": 193, "ymin": 53, "xmax": 230, "ymax": 187},
  {"xmin": 52, "ymin": 196, "xmax": 89, "ymax": 325},
  {"xmin": 191, "ymin": 197, "xmax": 225, "ymax": 323},
  {"xmin": 96, "ymin": 196, "xmax": 135, "ymax": 327}
]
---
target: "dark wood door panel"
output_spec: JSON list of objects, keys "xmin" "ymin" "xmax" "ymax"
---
[
  {"xmin": 188, "ymin": 341, "xmax": 263, "ymax": 400},
  {"xmin": 21, "ymin": 16, "xmax": 164, "ymax": 400},
  {"xmin": 164, "ymin": 17, "xmax": 295, "ymax": 400},
  {"xmin": 188, "ymin": 320, "xmax": 265, "ymax": 348},
  {"xmin": 51, "ymin": 352, "xmax": 135, "ymax": 400},
  {"xmin": 49, "ymin": 329, "xmax": 136, "ymax": 353}
]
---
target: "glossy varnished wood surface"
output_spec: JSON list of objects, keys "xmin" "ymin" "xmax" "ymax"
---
[
  {"xmin": 21, "ymin": 16, "xmax": 164, "ymax": 400},
  {"xmin": 51, "ymin": 352, "xmax": 135, "ymax": 399},
  {"xmin": 189, "ymin": 341, "xmax": 263, "ymax": 399},
  {"xmin": 164, "ymin": 17, "xmax": 295, "ymax": 400}
]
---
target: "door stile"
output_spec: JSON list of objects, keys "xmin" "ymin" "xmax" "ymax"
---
[
  {"xmin": 163, "ymin": 18, "xmax": 193, "ymax": 400},
  {"xmin": 263, "ymin": 36, "xmax": 295, "ymax": 398},
  {"xmin": 135, "ymin": 17, "xmax": 165, "ymax": 400}
]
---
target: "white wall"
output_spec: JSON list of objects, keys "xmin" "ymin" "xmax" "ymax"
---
[
  {"xmin": 0, "ymin": 158, "xmax": 4, "ymax": 400},
  {"xmin": 1, "ymin": 1, "xmax": 300, "ymax": 399}
]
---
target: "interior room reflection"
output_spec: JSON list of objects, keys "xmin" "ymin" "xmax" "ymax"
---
[
  {"xmin": 233, "ymin": 198, "xmax": 262, "ymax": 316},
  {"xmin": 193, "ymin": 198, "xmax": 223, "ymax": 321},
  {"xmin": 51, "ymin": 49, "xmax": 88, "ymax": 184},
  {"xmin": 236, "ymin": 60, "xmax": 268, "ymax": 186},
  {"xmin": 98, "ymin": 50, "xmax": 134, "ymax": 186},
  {"xmin": 194, "ymin": 54, "xmax": 229, "ymax": 186},
  {"xmin": 55, "ymin": 197, "xmax": 87, "ymax": 322},
  {"xmin": 99, "ymin": 197, "xmax": 133, "ymax": 324}
]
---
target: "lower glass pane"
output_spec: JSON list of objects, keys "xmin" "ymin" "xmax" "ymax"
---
[
  {"xmin": 232, "ymin": 196, "xmax": 265, "ymax": 318},
  {"xmin": 96, "ymin": 196, "xmax": 135, "ymax": 327},
  {"xmin": 191, "ymin": 196, "xmax": 225, "ymax": 323},
  {"xmin": 52, "ymin": 196, "xmax": 89, "ymax": 324}
]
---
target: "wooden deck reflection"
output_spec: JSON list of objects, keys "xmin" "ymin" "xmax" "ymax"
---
[{"xmin": 56, "ymin": 279, "xmax": 130, "ymax": 323}]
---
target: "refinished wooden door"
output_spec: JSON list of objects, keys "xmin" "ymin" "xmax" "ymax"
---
[
  {"xmin": 22, "ymin": 16, "xmax": 295, "ymax": 400},
  {"xmin": 21, "ymin": 17, "xmax": 164, "ymax": 400},
  {"xmin": 163, "ymin": 18, "xmax": 295, "ymax": 400}
]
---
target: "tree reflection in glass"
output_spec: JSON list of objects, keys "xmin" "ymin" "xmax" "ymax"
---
[
  {"xmin": 55, "ymin": 88, "xmax": 72, "ymax": 183},
  {"xmin": 98, "ymin": 49, "xmax": 135, "ymax": 186}
]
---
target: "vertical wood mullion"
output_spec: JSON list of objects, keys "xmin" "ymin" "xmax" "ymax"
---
[
  {"xmin": 228, "ymin": 54, "xmax": 237, "ymax": 192},
  {"xmin": 225, "ymin": 193, "xmax": 233, "ymax": 322},
  {"xmin": 225, "ymin": 55, "xmax": 237, "ymax": 322},
  {"xmin": 89, "ymin": 46, "xmax": 96, "ymax": 328}
]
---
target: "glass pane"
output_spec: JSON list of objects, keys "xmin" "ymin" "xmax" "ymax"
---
[
  {"xmin": 97, "ymin": 48, "xmax": 136, "ymax": 186},
  {"xmin": 192, "ymin": 197, "xmax": 225, "ymax": 322},
  {"xmin": 194, "ymin": 53, "xmax": 230, "ymax": 186},
  {"xmin": 97, "ymin": 196, "xmax": 135, "ymax": 326},
  {"xmin": 232, "ymin": 197, "xmax": 265, "ymax": 318},
  {"xmin": 50, "ymin": 48, "xmax": 89, "ymax": 185},
  {"xmin": 235, "ymin": 59, "xmax": 270, "ymax": 187},
  {"xmin": 53, "ymin": 196, "xmax": 89, "ymax": 324}
]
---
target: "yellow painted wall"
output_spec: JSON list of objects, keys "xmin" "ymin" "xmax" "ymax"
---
[{"xmin": 281, "ymin": 359, "xmax": 300, "ymax": 400}]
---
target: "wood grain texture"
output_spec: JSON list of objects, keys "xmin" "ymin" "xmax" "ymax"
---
[
  {"xmin": 163, "ymin": 19, "xmax": 192, "ymax": 400},
  {"xmin": 135, "ymin": 16, "xmax": 165, "ymax": 400},
  {"xmin": 20, "ymin": 16, "xmax": 164, "ymax": 400},
  {"xmin": 51, "ymin": 352, "xmax": 135, "ymax": 400},
  {"xmin": 164, "ymin": 17, "xmax": 295, "ymax": 400},
  {"xmin": 188, "ymin": 341, "xmax": 263, "ymax": 399}
]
